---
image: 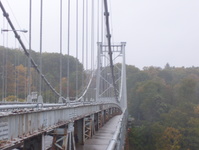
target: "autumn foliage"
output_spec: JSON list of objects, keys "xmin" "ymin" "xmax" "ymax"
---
[{"xmin": 127, "ymin": 64, "xmax": 199, "ymax": 150}]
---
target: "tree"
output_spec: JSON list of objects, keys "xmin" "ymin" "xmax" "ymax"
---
[
  {"xmin": 129, "ymin": 124, "xmax": 156, "ymax": 150},
  {"xmin": 176, "ymin": 77, "xmax": 197, "ymax": 103},
  {"xmin": 16, "ymin": 64, "xmax": 27, "ymax": 99},
  {"xmin": 132, "ymin": 80, "xmax": 169, "ymax": 121},
  {"xmin": 157, "ymin": 127, "xmax": 182, "ymax": 150}
]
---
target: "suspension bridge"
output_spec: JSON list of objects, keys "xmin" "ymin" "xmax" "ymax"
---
[{"xmin": 0, "ymin": 0, "xmax": 127, "ymax": 149}]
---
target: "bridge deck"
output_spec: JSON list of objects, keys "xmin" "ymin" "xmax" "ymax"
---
[{"xmin": 76, "ymin": 115, "xmax": 121, "ymax": 150}]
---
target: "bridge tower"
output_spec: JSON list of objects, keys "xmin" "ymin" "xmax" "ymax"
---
[{"xmin": 96, "ymin": 42, "xmax": 127, "ymax": 110}]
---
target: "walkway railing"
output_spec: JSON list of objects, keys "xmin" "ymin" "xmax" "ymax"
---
[{"xmin": 107, "ymin": 108, "xmax": 128, "ymax": 150}]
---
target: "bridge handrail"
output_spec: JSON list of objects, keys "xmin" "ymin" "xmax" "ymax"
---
[
  {"xmin": 106, "ymin": 108, "xmax": 128, "ymax": 150},
  {"xmin": 0, "ymin": 103, "xmax": 66, "ymax": 111},
  {"xmin": 0, "ymin": 100, "xmax": 121, "ymax": 114}
]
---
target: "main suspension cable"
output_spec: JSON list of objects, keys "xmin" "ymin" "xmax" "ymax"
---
[{"xmin": 104, "ymin": 0, "xmax": 118, "ymax": 101}]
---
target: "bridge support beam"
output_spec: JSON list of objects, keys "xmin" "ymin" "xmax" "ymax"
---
[
  {"xmin": 75, "ymin": 119, "xmax": 83, "ymax": 145},
  {"xmin": 104, "ymin": 109, "xmax": 109, "ymax": 123},
  {"xmin": 98, "ymin": 111, "xmax": 104, "ymax": 129},
  {"xmin": 51, "ymin": 127, "xmax": 67, "ymax": 150},
  {"xmin": 91, "ymin": 114, "xmax": 95, "ymax": 136},
  {"xmin": 74, "ymin": 114, "xmax": 96, "ymax": 146},
  {"xmin": 23, "ymin": 133, "xmax": 45, "ymax": 150},
  {"xmin": 67, "ymin": 123, "xmax": 76, "ymax": 150},
  {"xmin": 51, "ymin": 123, "xmax": 76, "ymax": 150},
  {"xmin": 83, "ymin": 116, "xmax": 92, "ymax": 142},
  {"xmin": 94, "ymin": 113, "xmax": 99, "ymax": 131}
]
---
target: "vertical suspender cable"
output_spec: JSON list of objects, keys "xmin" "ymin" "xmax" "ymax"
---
[
  {"xmin": 67, "ymin": 0, "xmax": 70, "ymax": 100},
  {"xmin": 17, "ymin": 47, "xmax": 19, "ymax": 101},
  {"xmin": 27, "ymin": 0, "xmax": 32, "ymax": 100},
  {"xmin": 0, "ymin": 1, "xmax": 61, "ymax": 100},
  {"xmin": 101, "ymin": 0, "xmax": 104, "ymax": 43},
  {"xmin": 2, "ymin": 52, "xmax": 4, "ymax": 101},
  {"xmin": 101, "ymin": 0, "xmax": 105, "ymax": 96},
  {"xmin": 14, "ymin": 39, "xmax": 17, "ymax": 101},
  {"xmin": 59, "ymin": 0, "xmax": 63, "ymax": 99},
  {"xmin": 82, "ymin": 0, "xmax": 85, "ymax": 91},
  {"xmin": 39, "ymin": 0, "xmax": 43, "ymax": 97},
  {"xmin": 91, "ymin": 0, "xmax": 94, "ymax": 70},
  {"xmin": 2, "ymin": 17, "xmax": 5, "ymax": 101},
  {"xmin": 2, "ymin": 16, "xmax": 5, "ymax": 46},
  {"xmin": 85, "ymin": 0, "xmax": 88, "ymax": 70},
  {"xmin": 5, "ymin": 23, "xmax": 8, "ymax": 100},
  {"xmin": 75, "ymin": 0, "xmax": 79, "ymax": 99},
  {"xmin": 85, "ymin": 0, "xmax": 88, "ymax": 99},
  {"xmin": 24, "ymin": 54, "xmax": 27, "ymax": 99},
  {"xmin": 97, "ymin": 0, "xmax": 99, "ymax": 42},
  {"xmin": 90, "ymin": 0, "xmax": 92, "ymax": 70}
]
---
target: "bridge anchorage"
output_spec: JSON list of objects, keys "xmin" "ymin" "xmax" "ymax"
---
[{"xmin": 0, "ymin": 0, "xmax": 128, "ymax": 149}]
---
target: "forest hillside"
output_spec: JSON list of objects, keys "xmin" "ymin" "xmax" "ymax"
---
[
  {"xmin": 0, "ymin": 46, "xmax": 83, "ymax": 102},
  {"xmin": 126, "ymin": 64, "xmax": 199, "ymax": 150},
  {"xmin": 1, "ymin": 46, "xmax": 199, "ymax": 149}
]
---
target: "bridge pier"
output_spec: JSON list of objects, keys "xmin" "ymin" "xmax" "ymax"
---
[
  {"xmin": 94, "ymin": 113, "xmax": 99, "ymax": 131},
  {"xmin": 83, "ymin": 117, "xmax": 91, "ymax": 142},
  {"xmin": 74, "ymin": 113, "xmax": 98, "ymax": 146},
  {"xmin": 98, "ymin": 111, "xmax": 104, "ymax": 129},
  {"xmin": 75, "ymin": 119, "xmax": 84, "ymax": 145}
]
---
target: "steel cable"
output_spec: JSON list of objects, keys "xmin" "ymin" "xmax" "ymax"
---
[
  {"xmin": 75, "ymin": 0, "xmax": 79, "ymax": 98},
  {"xmin": 67, "ymin": 0, "xmax": 71, "ymax": 99},
  {"xmin": 59, "ymin": 0, "xmax": 63, "ymax": 98},
  {"xmin": 39, "ymin": 0, "xmax": 43, "ymax": 96}
]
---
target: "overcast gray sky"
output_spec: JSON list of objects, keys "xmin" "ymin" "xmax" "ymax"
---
[
  {"xmin": 1, "ymin": 0, "xmax": 199, "ymax": 69},
  {"xmin": 111, "ymin": 0, "xmax": 199, "ymax": 69}
]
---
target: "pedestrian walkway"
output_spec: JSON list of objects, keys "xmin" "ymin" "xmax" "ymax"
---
[{"xmin": 76, "ymin": 115, "xmax": 121, "ymax": 150}]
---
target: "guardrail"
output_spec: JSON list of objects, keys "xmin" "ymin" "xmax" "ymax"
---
[
  {"xmin": 0, "ymin": 98, "xmax": 118, "ymax": 112},
  {"xmin": 107, "ymin": 108, "xmax": 128, "ymax": 150}
]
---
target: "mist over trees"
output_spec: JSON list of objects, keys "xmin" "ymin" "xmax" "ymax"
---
[
  {"xmin": 127, "ymin": 63, "xmax": 199, "ymax": 150},
  {"xmin": 0, "ymin": 46, "xmax": 84, "ymax": 102},
  {"xmin": 2, "ymin": 46, "xmax": 199, "ymax": 149}
]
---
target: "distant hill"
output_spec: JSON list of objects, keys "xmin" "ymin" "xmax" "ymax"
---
[{"xmin": 0, "ymin": 46, "xmax": 84, "ymax": 102}]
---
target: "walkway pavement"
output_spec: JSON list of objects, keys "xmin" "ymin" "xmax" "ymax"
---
[{"xmin": 76, "ymin": 115, "xmax": 121, "ymax": 150}]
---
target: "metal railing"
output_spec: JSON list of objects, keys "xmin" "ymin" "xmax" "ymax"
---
[{"xmin": 107, "ymin": 108, "xmax": 128, "ymax": 150}]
